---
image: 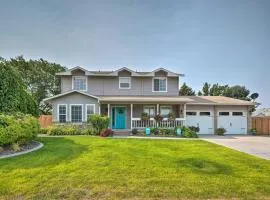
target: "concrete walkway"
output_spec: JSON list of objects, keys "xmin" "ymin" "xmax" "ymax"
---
[{"xmin": 201, "ymin": 135, "xmax": 270, "ymax": 160}]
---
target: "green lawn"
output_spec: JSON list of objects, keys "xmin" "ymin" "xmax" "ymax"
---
[{"xmin": 0, "ymin": 137, "xmax": 270, "ymax": 200}]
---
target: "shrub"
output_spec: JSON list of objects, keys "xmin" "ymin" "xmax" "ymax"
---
[
  {"xmin": 47, "ymin": 125, "xmax": 94, "ymax": 136},
  {"xmin": 11, "ymin": 143, "xmax": 20, "ymax": 152},
  {"xmin": 100, "ymin": 128, "xmax": 114, "ymax": 137},
  {"xmin": 216, "ymin": 128, "xmax": 226, "ymax": 136},
  {"xmin": 0, "ymin": 114, "xmax": 39, "ymax": 146},
  {"xmin": 132, "ymin": 128, "xmax": 138, "ymax": 135},
  {"xmin": 88, "ymin": 114, "xmax": 110, "ymax": 135},
  {"xmin": 189, "ymin": 126, "xmax": 200, "ymax": 133},
  {"xmin": 40, "ymin": 128, "xmax": 49, "ymax": 135},
  {"xmin": 150, "ymin": 127, "xmax": 159, "ymax": 135},
  {"xmin": 140, "ymin": 112, "xmax": 150, "ymax": 121},
  {"xmin": 181, "ymin": 127, "xmax": 198, "ymax": 138}
]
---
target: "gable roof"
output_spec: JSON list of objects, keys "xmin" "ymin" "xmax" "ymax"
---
[
  {"xmin": 43, "ymin": 90, "xmax": 99, "ymax": 103},
  {"xmin": 56, "ymin": 67, "xmax": 183, "ymax": 77}
]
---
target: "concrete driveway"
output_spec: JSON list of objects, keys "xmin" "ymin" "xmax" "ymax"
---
[{"xmin": 201, "ymin": 135, "xmax": 270, "ymax": 160}]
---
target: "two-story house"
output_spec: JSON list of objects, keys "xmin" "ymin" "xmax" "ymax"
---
[{"xmin": 43, "ymin": 67, "xmax": 254, "ymax": 134}]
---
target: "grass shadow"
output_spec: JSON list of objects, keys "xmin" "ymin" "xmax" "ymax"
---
[
  {"xmin": 0, "ymin": 137, "xmax": 88, "ymax": 170},
  {"xmin": 177, "ymin": 158, "xmax": 233, "ymax": 175}
]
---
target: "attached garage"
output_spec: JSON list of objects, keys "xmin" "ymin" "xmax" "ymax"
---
[
  {"xmin": 217, "ymin": 111, "xmax": 247, "ymax": 134},
  {"xmin": 186, "ymin": 111, "xmax": 214, "ymax": 134}
]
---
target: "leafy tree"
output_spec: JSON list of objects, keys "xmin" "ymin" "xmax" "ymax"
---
[
  {"xmin": 197, "ymin": 91, "xmax": 202, "ymax": 96},
  {"xmin": 0, "ymin": 61, "xmax": 39, "ymax": 116},
  {"xmin": 3, "ymin": 56, "xmax": 66, "ymax": 114},
  {"xmin": 202, "ymin": 82, "xmax": 211, "ymax": 96},
  {"xmin": 179, "ymin": 83, "xmax": 196, "ymax": 96},
  {"xmin": 223, "ymin": 85, "xmax": 250, "ymax": 100}
]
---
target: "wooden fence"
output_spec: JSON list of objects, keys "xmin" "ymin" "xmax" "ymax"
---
[
  {"xmin": 252, "ymin": 117, "xmax": 270, "ymax": 136},
  {"xmin": 39, "ymin": 115, "xmax": 52, "ymax": 128}
]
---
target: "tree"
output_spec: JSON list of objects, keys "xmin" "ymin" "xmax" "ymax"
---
[
  {"xmin": 223, "ymin": 85, "xmax": 250, "ymax": 100},
  {"xmin": 197, "ymin": 91, "xmax": 202, "ymax": 96},
  {"xmin": 3, "ymin": 56, "xmax": 66, "ymax": 114},
  {"xmin": 179, "ymin": 83, "xmax": 196, "ymax": 96},
  {"xmin": 0, "ymin": 61, "xmax": 39, "ymax": 116},
  {"xmin": 202, "ymin": 82, "xmax": 211, "ymax": 96}
]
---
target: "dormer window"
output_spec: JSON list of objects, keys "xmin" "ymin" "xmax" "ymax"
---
[
  {"xmin": 72, "ymin": 76, "xmax": 87, "ymax": 91},
  {"xmin": 153, "ymin": 77, "xmax": 167, "ymax": 92},
  {"xmin": 119, "ymin": 77, "xmax": 131, "ymax": 89}
]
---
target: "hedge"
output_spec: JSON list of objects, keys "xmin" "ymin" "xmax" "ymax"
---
[{"xmin": 0, "ymin": 113, "xmax": 40, "ymax": 146}]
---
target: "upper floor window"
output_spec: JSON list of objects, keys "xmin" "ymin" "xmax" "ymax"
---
[
  {"xmin": 153, "ymin": 77, "xmax": 167, "ymax": 92},
  {"xmin": 72, "ymin": 76, "xmax": 87, "ymax": 91},
  {"xmin": 119, "ymin": 77, "xmax": 131, "ymax": 89}
]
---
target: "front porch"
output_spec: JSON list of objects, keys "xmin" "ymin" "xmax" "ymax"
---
[{"xmin": 100, "ymin": 103, "xmax": 186, "ymax": 130}]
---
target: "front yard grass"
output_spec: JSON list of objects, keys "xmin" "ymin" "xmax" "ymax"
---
[{"xmin": 0, "ymin": 136, "xmax": 269, "ymax": 199}]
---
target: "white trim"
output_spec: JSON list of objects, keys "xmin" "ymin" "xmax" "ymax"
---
[
  {"xmin": 57, "ymin": 104, "xmax": 68, "ymax": 122},
  {"xmin": 119, "ymin": 77, "xmax": 131, "ymax": 89},
  {"xmin": 85, "ymin": 104, "xmax": 96, "ymax": 121},
  {"xmin": 152, "ymin": 77, "xmax": 167, "ymax": 92},
  {"xmin": 130, "ymin": 104, "xmax": 133, "ymax": 129},
  {"xmin": 70, "ymin": 104, "xmax": 84, "ymax": 123},
  {"xmin": 72, "ymin": 76, "xmax": 88, "ymax": 91},
  {"xmin": 43, "ymin": 90, "xmax": 99, "ymax": 103}
]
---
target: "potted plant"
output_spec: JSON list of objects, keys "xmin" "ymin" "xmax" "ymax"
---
[
  {"xmin": 141, "ymin": 112, "xmax": 150, "ymax": 121},
  {"xmin": 168, "ymin": 112, "xmax": 176, "ymax": 121}
]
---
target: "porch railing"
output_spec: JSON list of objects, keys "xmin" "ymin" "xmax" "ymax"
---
[{"xmin": 132, "ymin": 118, "xmax": 185, "ymax": 129}]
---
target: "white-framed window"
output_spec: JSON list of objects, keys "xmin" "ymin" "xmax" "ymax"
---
[
  {"xmin": 70, "ymin": 104, "xmax": 83, "ymax": 122},
  {"xmin": 219, "ymin": 112, "xmax": 229, "ymax": 116},
  {"xmin": 143, "ymin": 106, "xmax": 155, "ymax": 118},
  {"xmin": 232, "ymin": 112, "xmax": 244, "ymax": 116},
  {"xmin": 72, "ymin": 76, "xmax": 87, "ymax": 91},
  {"xmin": 58, "ymin": 104, "xmax": 67, "ymax": 123},
  {"xmin": 85, "ymin": 104, "xmax": 95, "ymax": 121},
  {"xmin": 186, "ymin": 112, "xmax": 197, "ymax": 116},
  {"xmin": 153, "ymin": 77, "xmax": 167, "ymax": 92},
  {"xmin": 160, "ymin": 106, "xmax": 172, "ymax": 117},
  {"xmin": 119, "ymin": 77, "xmax": 131, "ymax": 89}
]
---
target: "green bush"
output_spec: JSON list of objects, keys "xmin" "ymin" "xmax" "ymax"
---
[
  {"xmin": 0, "ymin": 146, "xmax": 3, "ymax": 152},
  {"xmin": 188, "ymin": 126, "xmax": 200, "ymax": 133},
  {"xmin": 216, "ymin": 128, "xmax": 226, "ymax": 136},
  {"xmin": 40, "ymin": 128, "xmax": 49, "ymax": 135},
  {"xmin": 0, "ymin": 114, "xmax": 39, "ymax": 146},
  {"xmin": 46, "ymin": 125, "xmax": 94, "ymax": 136},
  {"xmin": 11, "ymin": 143, "xmax": 20, "ymax": 152},
  {"xmin": 181, "ymin": 127, "xmax": 198, "ymax": 138},
  {"xmin": 88, "ymin": 114, "xmax": 110, "ymax": 135}
]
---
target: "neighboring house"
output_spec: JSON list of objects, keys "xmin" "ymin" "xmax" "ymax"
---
[
  {"xmin": 43, "ymin": 67, "xmax": 255, "ymax": 134},
  {"xmin": 252, "ymin": 108, "xmax": 270, "ymax": 117}
]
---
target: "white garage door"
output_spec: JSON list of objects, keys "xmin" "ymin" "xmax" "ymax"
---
[
  {"xmin": 217, "ymin": 111, "xmax": 247, "ymax": 134},
  {"xmin": 186, "ymin": 111, "xmax": 214, "ymax": 134}
]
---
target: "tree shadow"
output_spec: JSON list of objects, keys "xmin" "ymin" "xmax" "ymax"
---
[
  {"xmin": 177, "ymin": 158, "xmax": 232, "ymax": 175},
  {"xmin": 0, "ymin": 137, "xmax": 88, "ymax": 170}
]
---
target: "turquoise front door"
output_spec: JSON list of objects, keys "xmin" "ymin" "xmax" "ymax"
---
[{"xmin": 114, "ymin": 107, "xmax": 126, "ymax": 129}]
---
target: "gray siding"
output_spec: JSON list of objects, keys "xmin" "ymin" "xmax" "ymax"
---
[
  {"xmin": 61, "ymin": 75, "xmax": 179, "ymax": 96},
  {"xmin": 51, "ymin": 93, "xmax": 99, "ymax": 122}
]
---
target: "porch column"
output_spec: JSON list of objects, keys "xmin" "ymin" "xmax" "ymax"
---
[
  {"xmin": 157, "ymin": 104, "xmax": 159, "ymax": 114},
  {"xmin": 108, "ymin": 104, "xmax": 110, "ymax": 117},
  {"xmin": 183, "ymin": 103, "xmax": 186, "ymax": 126},
  {"xmin": 98, "ymin": 103, "xmax": 101, "ymax": 115},
  {"xmin": 130, "ymin": 104, "xmax": 133, "ymax": 130}
]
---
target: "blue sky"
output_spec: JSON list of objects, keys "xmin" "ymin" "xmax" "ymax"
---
[{"xmin": 0, "ymin": 0, "xmax": 269, "ymax": 107}]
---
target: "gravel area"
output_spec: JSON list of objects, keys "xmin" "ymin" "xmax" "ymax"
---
[{"xmin": 0, "ymin": 141, "xmax": 41, "ymax": 157}]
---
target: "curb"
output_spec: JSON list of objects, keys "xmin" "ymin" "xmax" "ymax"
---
[{"xmin": 0, "ymin": 141, "xmax": 44, "ymax": 159}]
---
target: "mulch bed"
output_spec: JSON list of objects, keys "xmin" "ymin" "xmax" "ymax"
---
[{"xmin": 0, "ymin": 141, "xmax": 40, "ymax": 157}]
